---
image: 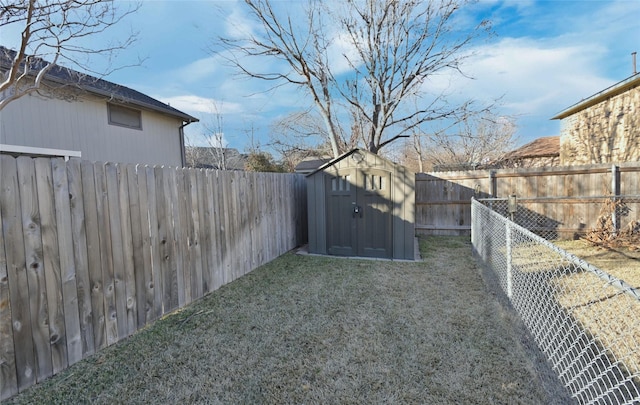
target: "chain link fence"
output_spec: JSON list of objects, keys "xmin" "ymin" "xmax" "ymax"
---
[
  {"xmin": 482, "ymin": 195, "xmax": 640, "ymax": 241},
  {"xmin": 471, "ymin": 198, "xmax": 640, "ymax": 405}
]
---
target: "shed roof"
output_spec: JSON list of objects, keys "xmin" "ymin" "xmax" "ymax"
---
[
  {"xmin": 0, "ymin": 45, "xmax": 198, "ymax": 123},
  {"xmin": 551, "ymin": 73, "xmax": 640, "ymax": 120},
  {"xmin": 307, "ymin": 148, "xmax": 413, "ymax": 177}
]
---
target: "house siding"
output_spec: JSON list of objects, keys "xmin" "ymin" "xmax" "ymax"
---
[
  {"xmin": 1, "ymin": 91, "xmax": 184, "ymax": 166},
  {"xmin": 559, "ymin": 83, "xmax": 640, "ymax": 165}
]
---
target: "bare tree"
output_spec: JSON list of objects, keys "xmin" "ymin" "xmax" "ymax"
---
[
  {"xmin": 0, "ymin": 0, "xmax": 140, "ymax": 110},
  {"xmin": 216, "ymin": 0, "xmax": 490, "ymax": 157},
  {"xmin": 418, "ymin": 113, "xmax": 517, "ymax": 171},
  {"xmin": 267, "ymin": 109, "xmax": 346, "ymax": 167},
  {"xmin": 338, "ymin": 0, "xmax": 491, "ymax": 153},
  {"xmin": 201, "ymin": 109, "xmax": 228, "ymax": 170},
  {"xmin": 218, "ymin": 0, "xmax": 344, "ymax": 157}
]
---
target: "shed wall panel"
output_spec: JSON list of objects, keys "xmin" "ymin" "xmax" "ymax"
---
[{"xmin": 306, "ymin": 149, "xmax": 414, "ymax": 260}]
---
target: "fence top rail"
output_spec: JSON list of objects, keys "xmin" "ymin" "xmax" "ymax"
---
[
  {"xmin": 420, "ymin": 161, "xmax": 640, "ymax": 180},
  {"xmin": 477, "ymin": 195, "xmax": 640, "ymax": 202},
  {"xmin": 472, "ymin": 198, "xmax": 640, "ymax": 303}
]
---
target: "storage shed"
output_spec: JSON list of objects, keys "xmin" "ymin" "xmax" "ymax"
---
[{"xmin": 306, "ymin": 149, "xmax": 415, "ymax": 260}]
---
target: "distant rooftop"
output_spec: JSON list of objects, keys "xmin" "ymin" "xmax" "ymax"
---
[
  {"xmin": 294, "ymin": 156, "xmax": 332, "ymax": 174},
  {"xmin": 504, "ymin": 136, "xmax": 560, "ymax": 159}
]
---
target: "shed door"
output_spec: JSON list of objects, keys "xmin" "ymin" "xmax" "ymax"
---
[
  {"xmin": 358, "ymin": 169, "xmax": 392, "ymax": 258},
  {"xmin": 325, "ymin": 168, "xmax": 392, "ymax": 258}
]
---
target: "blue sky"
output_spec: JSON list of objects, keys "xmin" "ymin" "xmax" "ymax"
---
[{"xmin": 3, "ymin": 0, "xmax": 639, "ymax": 156}]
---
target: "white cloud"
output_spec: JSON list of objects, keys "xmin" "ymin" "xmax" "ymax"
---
[
  {"xmin": 424, "ymin": 37, "xmax": 614, "ymax": 117},
  {"xmin": 469, "ymin": 38, "xmax": 612, "ymax": 112},
  {"xmin": 158, "ymin": 95, "xmax": 243, "ymax": 115},
  {"xmin": 176, "ymin": 56, "xmax": 221, "ymax": 83},
  {"xmin": 326, "ymin": 31, "xmax": 360, "ymax": 76},
  {"xmin": 223, "ymin": 5, "xmax": 257, "ymax": 40}
]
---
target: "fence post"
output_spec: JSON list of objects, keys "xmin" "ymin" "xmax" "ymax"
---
[
  {"xmin": 506, "ymin": 221, "xmax": 513, "ymax": 299},
  {"xmin": 611, "ymin": 164, "xmax": 620, "ymax": 235},
  {"xmin": 489, "ymin": 170, "xmax": 497, "ymax": 197}
]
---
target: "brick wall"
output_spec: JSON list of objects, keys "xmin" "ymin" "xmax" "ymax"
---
[{"xmin": 560, "ymin": 84, "xmax": 639, "ymax": 165}]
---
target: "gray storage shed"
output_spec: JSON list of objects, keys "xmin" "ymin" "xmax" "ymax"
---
[{"xmin": 306, "ymin": 148, "xmax": 415, "ymax": 260}]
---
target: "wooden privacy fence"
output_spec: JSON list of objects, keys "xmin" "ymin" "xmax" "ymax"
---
[
  {"xmin": 416, "ymin": 162, "xmax": 640, "ymax": 237},
  {"xmin": 0, "ymin": 156, "xmax": 307, "ymax": 400}
]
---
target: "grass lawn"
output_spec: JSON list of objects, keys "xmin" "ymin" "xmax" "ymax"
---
[
  {"xmin": 553, "ymin": 239, "xmax": 640, "ymax": 287},
  {"xmin": 551, "ymin": 239, "xmax": 640, "ymax": 380},
  {"xmin": 6, "ymin": 236, "xmax": 571, "ymax": 404}
]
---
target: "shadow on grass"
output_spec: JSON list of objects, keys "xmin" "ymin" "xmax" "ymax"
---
[{"xmin": 7, "ymin": 237, "xmax": 571, "ymax": 405}]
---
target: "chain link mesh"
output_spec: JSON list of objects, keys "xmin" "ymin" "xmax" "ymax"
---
[{"xmin": 472, "ymin": 199, "xmax": 640, "ymax": 405}]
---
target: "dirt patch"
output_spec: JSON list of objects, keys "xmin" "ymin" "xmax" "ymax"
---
[{"xmin": 7, "ymin": 237, "xmax": 571, "ymax": 404}]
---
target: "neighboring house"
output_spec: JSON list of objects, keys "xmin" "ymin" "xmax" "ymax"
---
[
  {"xmin": 552, "ymin": 72, "xmax": 640, "ymax": 166},
  {"xmin": 186, "ymin": 146, "xmax": 248, "ymax": 170},
  {"xmin": 293, "ymin": 156, "xmax": 331, "ymax": 174},
  {"xmin": 492, "ymin": 136, "xmax": 560, "ymax": 168},
  {"xmin": 0, "ymin": 46, "xmax": 198, "ymax": 166}
]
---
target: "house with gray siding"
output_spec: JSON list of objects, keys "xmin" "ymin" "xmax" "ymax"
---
[{"xmin": 0, "ymin": 46, "xmax": 198, "ymax": 166}]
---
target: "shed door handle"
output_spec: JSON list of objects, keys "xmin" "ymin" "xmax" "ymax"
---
[{"xmin": 353, "ymin": 205, "xmax": 362, "ymax": 218}]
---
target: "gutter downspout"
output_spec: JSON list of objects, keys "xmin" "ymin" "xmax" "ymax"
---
[{"xmin": 179, "ymin": 120, "xmax": 196, "ymax": 167}]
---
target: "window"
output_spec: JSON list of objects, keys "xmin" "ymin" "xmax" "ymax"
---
[
  {"xmin": 331, "ymin": 175, "xmax": 350, "ymax": 192},
  {"xmin": 108, "ymin": 103, "xmax": 142, "ymax": 130}
]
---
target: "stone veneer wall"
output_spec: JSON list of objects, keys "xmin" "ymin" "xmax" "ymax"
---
[{"xmin": 559, "ymin": 84, "xmax": 639, "ymax": 165}]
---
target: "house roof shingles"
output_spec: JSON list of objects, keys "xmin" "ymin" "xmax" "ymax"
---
[
  {"xmin": 504, "ymin": 136, "xmax": 560, "ymax": 159},
  {"xmin": 0, "ymin": 46, "xmax": 198, "ymax": 123}
]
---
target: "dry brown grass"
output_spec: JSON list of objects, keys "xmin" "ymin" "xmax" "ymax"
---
[
  {"xmin": 6, "ymin": 237, "xmax": 570, "ymax": 404},
  {"xmin": 552, "ymin": 239, "xmax": 640, "ymax": 380},
  {"xmin": 554, "ymin": 239, "xmax": 640, "ymax": 287}
]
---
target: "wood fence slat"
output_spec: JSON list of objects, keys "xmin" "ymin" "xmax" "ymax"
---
[
  {"xmin": 247, "ymin": 173, "xmax": 257, "ymax": 270},
  {"xmin": 166, "ymin": 168, "xmax": 180, "ymax": 310},
  {"xmin": 210, "ymin": 171, "xmax": 222, "ymax": 287},
  {"xmin": 17, "ymin": 157, "xmax": 53, "ymax": 382},
  {"xmin": 155, "ymin": 167, "xmax": 172, "ymax": 313},
  {"xmin": 82, "ymin": 161, "xmax": 106, "ymax": 350},
  {"xmin": 229, "ymin": 172, "xmax": 241, "ymax": 279},
  {"xmin": 254, "ymin": 173, "xmax": 263, "ymax": 266},
  {"xmin": 34, "ymin": 158, "xmax": 68, "ymax": 375},
  {"xmin": 126, "ymin": 165, "xmax": 145, "ymax": 328},
  {"xmin": 51, "ymin": 159, "xmax": 83, "ymax": 366},
  {"xmin": 95, "ymin": 163, "xmax": 118, "ymax": 346},
  {"xmin": 202, "ymin": 170, "xmax": 214, "ymax": 292},
  {"xmin": 0, "ymin": 156, "xmax": 20, "ymax": 399},
  {"xmin": 116, "ymin": 164, "xmax": 137, "ymax": 336},
  {"xmin": 105, "ymin": 163, "xmax": 127, "ymax": 340},
  {"xmin": 175, "ymin": 168, "xmax": 190, "ymax": 305},
  {"xmin": 221, "ymin": 172, "xmax": 233, "ymax": 284},
  {"xmin": 145, "ymin": 166, "xmax": 163, "ymax": 320},
  {"xmin": 68, "ymin": 160, "xmax": 94, "ymax": 356},
  {"xmin": 138, "ymin": 167, "xmax": 155, "ymax": 324},
  {"xmin": 188, "ymin": 170, "xmax": 203, "ymax": 299}
]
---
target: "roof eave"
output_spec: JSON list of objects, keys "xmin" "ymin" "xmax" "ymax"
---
[
  {"xmin": 25, "ymin": 65, "xmax": 199, "ymax": 123},
  {"xmin": 80, "ymin": 83, "xmax": 199, "ymax": 123},
  {"xmin": 551, "ymin": 73, "xmax": 640, "ymax": 120}
]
